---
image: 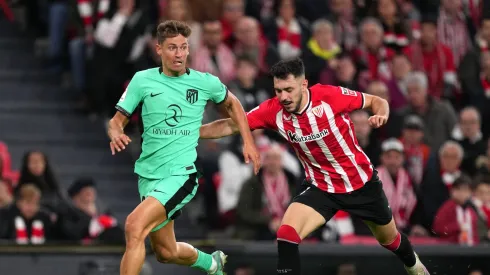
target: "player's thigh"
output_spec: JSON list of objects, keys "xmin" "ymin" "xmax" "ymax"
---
[
  {"xmin": 145, "ymin": 173, "xmax": 199, "ymax": 233},
  {"xmin": 126, "ymin": 196, "xmax": 168, "ymax": 237},
  {"xmin": 284, "ymin": 187, "xmax": 336, "ymax": 239},
  {"xmin": 149, "ymin": 220, "xmax": 178, "ymax": 259}
]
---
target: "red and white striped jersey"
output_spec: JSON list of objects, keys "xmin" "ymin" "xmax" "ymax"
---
[{"xmin": 247, "ymin": 84, "xmax": 374, "ymax": 193}]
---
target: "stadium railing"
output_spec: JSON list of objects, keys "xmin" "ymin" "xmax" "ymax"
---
[{"xmin": 0, "ymin": 240, "xmax": 489, "ymax": 275}]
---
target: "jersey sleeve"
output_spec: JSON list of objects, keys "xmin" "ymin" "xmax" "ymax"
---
[
  {"xmin": 324, "ymin": 86, "xmax": 365, "ymax": 113},
  {"xmin": 246, "ymin": 100, "xmax": 277, "ymax": 131},
  {"xmin": 207, "ymin": 73, "xmax": 228, "ymax": 104},
  {"xmin": 116, "ymin": 72, "xmax": 144, "ymax": 117}
]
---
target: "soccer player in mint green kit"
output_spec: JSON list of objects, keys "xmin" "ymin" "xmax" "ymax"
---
[{"xmin": 107, "ymin": 20, "xmax": 261, "ymax": 275}]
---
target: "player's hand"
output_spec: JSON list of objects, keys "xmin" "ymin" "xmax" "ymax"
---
[
  {"xmin": 109, "ymin": 133, "xmax": 132, "ymax": 155},
  {"xmin": 368, "ymin": 115, "xmax": 388, "ymax": 128},
  {"xmin": 243, "ymin": 142, "xmax": 261, "ymax": 175}
]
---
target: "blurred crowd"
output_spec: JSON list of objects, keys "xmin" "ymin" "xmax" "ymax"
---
[{"xmin": 0, "ymin": 0, "xmax": 490, "ymax": 252}]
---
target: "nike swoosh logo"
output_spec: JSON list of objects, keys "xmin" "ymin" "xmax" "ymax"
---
[{"xmin": 151, "ymin": 92, "xmax": 163, "ymax": 97}]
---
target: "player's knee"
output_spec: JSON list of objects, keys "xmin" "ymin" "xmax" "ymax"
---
[
  {"xmin": 124, "ymin": 213, "xmax": 145, "ymax": 246},
  {"xmin": 276, "ymin": 224, "xmax": 302, "ymax": 244},
  {"xmin": 154, "ymin": 246, "xmax": 178, "ymax": 264}
]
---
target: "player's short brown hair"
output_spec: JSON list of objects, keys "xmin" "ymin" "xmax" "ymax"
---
[{"xmin": 157, "ymin": 20, "xmax": 192, "ymax": 44}]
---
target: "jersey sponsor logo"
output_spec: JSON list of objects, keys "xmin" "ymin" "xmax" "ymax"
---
[
  {"xmin": 340, "ymin": 87, "xmax": 357, "ymax": 96},
  {"xmin": 151, "ymin": 92, "xmax": 163, "ymax": 97},
  {"xmin": 186, "ymin": 89, "xmax": 198, "ymax": 104},
  {"xmin": 287, "ymin": 129, "xmax": 329, "ymax": 143},
  {"xmin": 311, "ymin": 105, "xmax": 324, "ymax": 118},
  {"xmin": 152, "ymin": 128, "xmax": 191, "ymax": 136},
  {"xmin": 119, "ymin": 88, "xmax": 128, "ymax": 102},
  {"xmin": 164, "ymin": 104, "xmax": 183, "ymax": 127}
]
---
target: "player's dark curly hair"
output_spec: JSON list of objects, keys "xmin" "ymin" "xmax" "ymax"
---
[
  {"xmin": 269, "ymin": 57, "xmax": 305, "ymax": 79},
  {"xmin": 157, "ymin": 20, "xmax": 192, "ymax": 44}
]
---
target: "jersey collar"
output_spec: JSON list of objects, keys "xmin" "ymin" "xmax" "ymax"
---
[{"xmin": 159, "ymin": 67, "xmax": 190, "ymax": 75}]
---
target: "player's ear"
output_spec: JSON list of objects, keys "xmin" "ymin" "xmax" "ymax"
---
[
  {"xmin": 302, "ymin": 77, "xmax": 308, "ymax": 89},
  {"xmin": 156, "ymin": 41, "xmax": 162, "ymax": 56}
]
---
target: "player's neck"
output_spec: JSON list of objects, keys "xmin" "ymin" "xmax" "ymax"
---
[
  {"xmin": 294, "ymin": 89, "xmax": 310, "ymax": 114},
  {"xmin": 161, "ymin": 66, "xmax": 186, "ymax": 77}
]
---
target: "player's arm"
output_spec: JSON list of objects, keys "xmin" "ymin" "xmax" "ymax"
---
[
  {"xmin": 108, "ymin": 73, "xmax": 143, "ymax": 155},
  {"xmin": 362, "ymin": 93, "xmax": 390, "ymax": 128},
  {"xmin": 108, "ymin": 112, "xmax": 132, "ymax": 154},
  {"xmin": 199, "ymin": 118, "xmax": 238, "ymax": 139},
  {"xmin": 219, "ymin": 92, "xmax": 261, "ymax": 173}
]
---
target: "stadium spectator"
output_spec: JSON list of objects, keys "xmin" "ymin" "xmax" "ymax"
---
[
  {"xmin": 371, "ymin": 0, "xmax": 411, "ymax": 52},
  {"xmin": 433, "ymin": 175, "xmax": 479, "ymax": 245},
  {"xmin": 86, "ymin": 0, "xmax": 152, "ymax": 120},
  {"xmin": 302, "ymin": 19, "xmax": 341, "ymax": 84},
  {"xmin": 227, "ymin": 55, "xmax": 271, "ymax": 112},
  {"xmin": 398, "ymin": 71, "xmax": 458, "ymax": 149},
  {"xmin": 232, "ymin": 16, "xmax": 280, "ymax": 75},
  {"xmin": 400, "ymin": 115, "xmax": 431, "ymax": 187},
  {"xmin": 377, "ymin": 138, "xmax": 421, "ymax": 234},
  {"xmin": 386, "ymin": 54, "xmax": 411, "ymax": 111},
  {"xmin": 0, "ymin": 180, "xmax": 13, "ymax": 209},
  {"xmin": 452, "ymin": 107, "xmax": 486, "ymax": 176},
  {"xmin": 68, "ymin": 0, "xmax": 110, "ymax": 104},
  {"xmin": 0, "ymin": 184, "xmax": 56, "ymax": 244},
  {"xmin": 191, "ymin": 19, "xmax": 236, "ymax": 85},
  {"xmin": 409, "ymin": 15, "xmax": 458, "ymax": 101},
  {"xmin": 469, "ymin": 176, "xmax": 490, "ymax": 243},
  {"xmin": 350, "ymin": 110, "xmax": 382, "ymax": 167},
  {"xmin": 437, "ymin": 0, "xmax": 472, "ymax": 66},
  {"xmin": 62, "ymin": 178, "xmax": 124, "ymax": 244},
  {"xmin": 16, "ymin": 151, "xmax": 65, "ymax": 210},
  {"xmin": 234, "ymin": 144, "xmax": 296, "ymax": 240},
  {"xmin": 325, "ymin": 0, "xmax": 358, "ymax": 52},
  {"xmin": 421, "ymin": 141, "xmax": 464, "ymax": 228},
  {"xmin": 476, "ymin": 137, "xmax": 490, "ymax": 175},
  {"xmin": 158, "ymin": 0, "xmax": 201, "ymax": 55},
  {"xmin": 221, "ymin": 0, "xmax": 245, "ymax": 47},
  {"xmin": 262, "ymin": 0, "xmax": 310, "ymax": 60},
  {"xmin": 354, "ymin": 18, "xmax": 395, "ymax": 86}
]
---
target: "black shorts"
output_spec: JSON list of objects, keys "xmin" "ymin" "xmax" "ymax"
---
[{"xmin": 292, "ymin": 170, "xmax": 392, "ymax": 225}]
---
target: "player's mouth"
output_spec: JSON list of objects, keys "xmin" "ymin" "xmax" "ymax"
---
[
  {"xmin": 282, "ymin": 101, "xmax": 293, "ymax": 107},
  {"xmin": 173, "ymin": 61, "xmax": 183, "ymax": 65}
]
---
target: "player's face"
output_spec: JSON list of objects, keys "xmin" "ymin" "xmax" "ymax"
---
[
  {"xmin": 156, "ymin": 34, "xmax": 189, "ymax": 74},
  {"xmin": 274, "ymin": 74, "xmax": 308, "ymax": 113}
]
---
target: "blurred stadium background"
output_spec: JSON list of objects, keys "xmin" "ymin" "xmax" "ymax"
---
[{"xmin": 0, "ymin": 0, "xmax": 489, "ymax": 274}]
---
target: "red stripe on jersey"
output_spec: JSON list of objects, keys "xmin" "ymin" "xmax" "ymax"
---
[
  {"xmin": 293, "ymin": 113, "xmax": 344, "ymax": 192},
  {"xmin": 280, "ymin": 112, "xmax": 327, "ymax": 189},
  {"xmin": 309, "ymin": 104, "xmax": 361, "ymax": 192}
]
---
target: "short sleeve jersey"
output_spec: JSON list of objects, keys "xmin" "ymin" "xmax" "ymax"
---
[
  {"xmin": 116, "ymin": 68, "xmax": 227, "ymax": 179},
  {"xmin": 245, "ymin": 84, "xmax": 371, "ymax": 194}
]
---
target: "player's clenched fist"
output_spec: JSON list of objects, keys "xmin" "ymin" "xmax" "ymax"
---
[{"xmin": 368, "ymin": 115, "xmax": 388, "ymax": 128}]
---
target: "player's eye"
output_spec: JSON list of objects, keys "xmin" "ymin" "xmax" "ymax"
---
[
  {"xmin": 168, "ymin": 46, "xmax": 176, "ymax": 50},
  {"xmin": 180, "ymin": 46, "xmax": 188, "ymax": 51}
]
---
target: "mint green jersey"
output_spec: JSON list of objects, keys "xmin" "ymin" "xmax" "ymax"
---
[{"xmin": 116, "ymin": 67, "xmax": 227, "ymax": 179}]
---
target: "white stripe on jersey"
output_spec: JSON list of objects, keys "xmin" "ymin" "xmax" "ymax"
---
[{"xmin": 322, "ymin": 102, "xmax": 368, "ymax": 190}]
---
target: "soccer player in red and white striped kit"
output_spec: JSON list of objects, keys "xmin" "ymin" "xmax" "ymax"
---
[{"xmin": 200, "ymin": 58, "xmax": 430, "ymax": 275}]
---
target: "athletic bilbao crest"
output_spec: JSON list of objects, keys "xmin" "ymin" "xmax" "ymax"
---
[
  {"xmin": 186, "ymin": 89, "xmax": 198, "ymax": 104},
  {"xmin": 312, "ymin": 105, "xmax": 324, "ymax": 118}
]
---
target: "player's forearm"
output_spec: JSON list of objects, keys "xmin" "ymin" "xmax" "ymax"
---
[
  {"xmin": 200, "ymin": 119, "xmax": 238, "ymax": 139},
  {"xmin": 370, "ymin": 96, "xmax": 390, "ymax": 118},
  {"xmin": 225, "ymin": 96, "xmax": 254, "ymax": 145},
  {"xmin": 107, "ymin": 113, "xmax": 129, "ymax": 139}
]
